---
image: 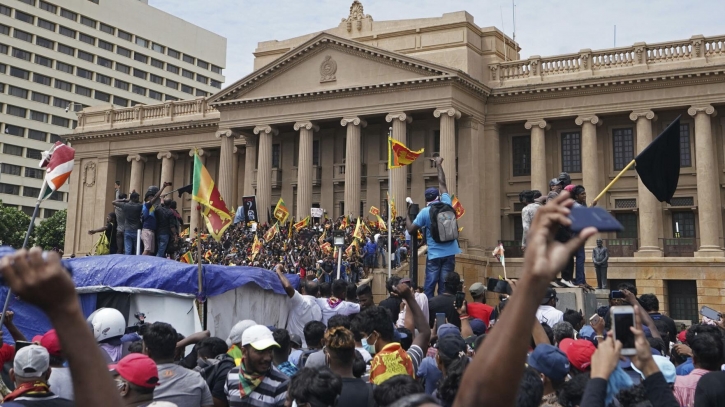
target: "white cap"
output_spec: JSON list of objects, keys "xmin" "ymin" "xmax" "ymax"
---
[
  {"xmin": 241, "ymin": 325, "xmax": 279, "ymax": 350},
  {"xmin": 226, "ymin": 320, "xmax": 256, "ymax": 347},
  {"xmin": 146, "ymin": 402, "xmax": 178, "ymax": 407},
  {"xmin": 14, "ymin": 345, "xmax": 49, "ymax": 378}
]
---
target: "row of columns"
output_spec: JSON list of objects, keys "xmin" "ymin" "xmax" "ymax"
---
[{"xmin": 523, "ymin": 104, "xmax": 721, "ymax": 257}]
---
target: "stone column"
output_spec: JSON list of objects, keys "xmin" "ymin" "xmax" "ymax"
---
[
  {"xmin": 688, "ymin": 105, "xmax": 724, "ymax": 256},
  {"xmin": 525, "ymin": 119, "xmax": 549, "ymax": 192},
  {"xmin": 341, "ymin": 117, "xmax": 367, "ymax": 218},
  {"xmin": 385, "ymin": 112, "xmax": 412, "ymax": 218},
  {"xmin": 630, "ymin": 111, "xmax": 663, "ymax": 257},
  {"xmin": 434, "ymin": 108, "xmax": 461, "ymax": 195},
  {"xmin": 127, "ymin": 154, "xmax": 146, "ymax": 194},
  {"xmin": 157, "ymin": 151, "xmax": 177, "ymax": 187},
  {"xmin": 243, "ymin": 135, "xmax": 257, "ymax": 197},
  {"xmin": 457, "ymin": 116, "xmax": 483, "ymax": 253},
  {"xmin": 575, "ymin": 115, "xmax": 602, "ymax": 204},
  {"xmin": 294, "ymin": 121, "xmax": 319, "ymax": 220},
  {"xmin": 482, "ymin": 122, "xmax": 502, "ymax": 249},
  {"xmin": 188, "ymin": 149, "xmax": 208, "ymax": 238},
  {"xmin": 216, "ymin": 129, "xmax": 239, "ymax": 210},
  {"xmin": 253, "ymin": 125, "xmax": 278, "ymax": 224}
]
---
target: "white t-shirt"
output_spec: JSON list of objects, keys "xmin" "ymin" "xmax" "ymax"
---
[
  {"xmin": 287, "ymin": 291, "xmax": 322, "ymax": 348},
  {"xmin": 536, "ymin": 305, "xmax": 564, "ymax": 328},
  {"xmin": 316, "ymin": 298, "xmax": 361, "ymax": 325},
  {"xmin": 48, "ymin": 366, "xmax": 74, "ymax": 400},
  {"xmin": 355, "ymin": 346, "xmax": 372, "ymax": 363},
  {"xmin": 396, "ymin": 292, "xmax": 430, "ymax": 328}
]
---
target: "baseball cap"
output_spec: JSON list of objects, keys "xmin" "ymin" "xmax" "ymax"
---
[
  {"xmin": 677, "ymin": 330, "xmax": 687, "ymax": 344},
  {"xmin": 541, "ymin": 288, "xmax": 557, "ymax": 305},
  {"xmin": 14, "ymin": 345, "xmax": 49, "ymax": 378},
  {"xmin": 527, "ymin": 344, "xmax": 570, "ymax": 382},
  {"xmin": 110, "ymin": 353, "xmax": 160, "ymax": 388},
  {"xmin": 559, "ymin": 339, "xmax": 595, "ymax": 372},
  {"xmin": 437, "ymin": 335, "xmax": 467, "ymax": 360},
  {"xmin": 468, "ymin": 318, "xmax": 487, "ymax": 336},
  {"xmin": 437, "ymin": 323, "xmax": 461, "ymax": 339},
  {"xmin": 549, "ymin": 178, "xmax": 562, "ymax": 187},
  {"xmin": 39, "ymin": 329, "xmax": 61, "ymax": 357},
  {"xmin": 424, "ymin": 187, "xmax": 439, "ymax": 202},
  {"xmin": 241, "ymin": 325, "xmax": 279, "ymax": 350},
  {"xmin": 469, "ymin": 282, "xmax": 486, "ymax": 297},
  {"xmin": 631, "ymin": 355, "xmax": 676, "ymax": 383}
]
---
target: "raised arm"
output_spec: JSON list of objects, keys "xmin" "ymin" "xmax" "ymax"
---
[
  {"xmin": 150, "ymin": 181, "xmax": 172, "ymax": 204},
  {"xmin": 396, "ymin": 282, "xmax": 431, "ymax": 354},
  {"xmin": 0, "ymin": 248, "xmax": 123, "ymax": 407},
  {"xmin": 454, "ymin": 193, "xmax": 597, "ymax": 407},
  {"xmin": 432, "ymin": 156, "xmax": 448, "ymax": 195},
  {"xmin": 275, "ymin": 264, "xmax": 296, "ymax": 298},
  {"xmin": 3, "ymin": 311, "xmax": 27, "ymax": 342}
]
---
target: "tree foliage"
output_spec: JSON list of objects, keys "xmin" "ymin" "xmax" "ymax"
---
[
  {"xmin": 0, "ymin": 202, "xmax": 33, "ymax": 248},
  {"xmin": 34, "ymin": 209, "xmax": 67, "ymax": 251}
]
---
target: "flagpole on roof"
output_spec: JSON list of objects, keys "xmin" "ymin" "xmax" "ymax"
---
[{"xmin": 0, "ymin": 178, "xmax": 48, "ymax": 328}]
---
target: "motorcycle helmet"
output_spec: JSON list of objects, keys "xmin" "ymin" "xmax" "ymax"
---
[
  {"xmin": 87, "ymin": 308, "xmax": 126, "ymax": 343},
  {"xmin": 558, "ymin": 172, "xmax": 571, "ymax": 187}
]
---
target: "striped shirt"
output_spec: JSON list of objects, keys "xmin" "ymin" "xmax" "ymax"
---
[{"xmin": 225, "ymin": 366, "xmax": 289, "ymax": 407}]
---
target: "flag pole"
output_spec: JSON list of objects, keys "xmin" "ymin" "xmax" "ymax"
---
[
  {"xmin": 592, "ymin": 159, "xmax": 636, "ymax": 204},
  {"xmin": 0, "ymin": 178, "xmax": 48, "ymax": 328},
  {"xmin": 387, "ymin": 128, "xmax": 392, "ymax": 279},
  {"xmin": 196, "ymin": 205, "xmax": 206, "ymax": 330}
]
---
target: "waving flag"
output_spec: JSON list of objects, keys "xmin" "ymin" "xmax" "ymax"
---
[
  {"xmin": 264, "ymin": 223, "xmax": 279, "ymax": 242},
  {"xmin": 375, "ymin": 215, "xmax": 387, "ymax": 231},
  {"xmin": 388, "ymin": 137, "xmax": 424, "ymax": 169},
  {"xmin": 339, "ymin": 216, "xmax": 348, "ymax": 230},
  {"xmin": 251, "ymin": 234, "xmax": 263, "ymax": 260},
  {"xmin": 353, "ymin": 217, "xmax": 363, "ymax": 241},
  {"xmin": 369, "ymin": 206, "xmax": 380, "ymax": 217},
  {"xmin": 294, "ymin": 216, "xmax": 310, "ymax": 232},
  {"xmin": 318, "ymin": 229, "xmax": 327, "ymax": 244},
  {"xmin": 634, "ymin": 116, "xmax": 681, "ymax": 203},
  {"xmin": 492, "ymin": 242, "xmax": 506, "ymax": 268},
  {"xmin": 39, "ymin": 142, "xmax": 75, "ymax": 201},
  {"xmin": 320, "ymin": 242, "xmax": 332, "ymax": 254},
  {"xmin": 274, "ymin": 198, "xmax": 290, "ymax": 224},
  {"xmin": 179, "ymin": 251, "xmax": 193, "ymax": 264},
  {"xmin": 192, "ymin": 151, "xmax": 232, "ymax": 241},
  {"xmin": 451, "ymin": 194, "xmax": 465, "ymax": 219}
]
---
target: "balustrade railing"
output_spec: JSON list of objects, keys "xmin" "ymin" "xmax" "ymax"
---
[{"xmin": 75, "ymin": 97, "xmax": 217, "ymax": 130}]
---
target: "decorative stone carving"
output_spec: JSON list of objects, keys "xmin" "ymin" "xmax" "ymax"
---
[
  {"xmin": 434, "ymin": 108, "xmax": 462, "ymax": 120},
  {"xmin": 157, "ymin": 152, "xmax": 178, "ymax": 160},
  {"xmin": 126, "ymin": 154, "xmax": 147, "ymax": 163},
  {"xmin": 293, "ymin": 121, "xmax": 320, "ymax": 132},
  {"xmin": 320, "ymin": 55, "xmax": 338, "ymax": 83},
  {"xmin": 524, "ymin": 119, "xmax": 548, "ymax": 130},
  {"xmin": 575, "ymin": 115, "xmax": 601, "ymax": 126},
  {"xmin": 82, "ymin": 161, "xmax": 96, "ymax": 188},
  {"xmin": 580, "ymin": 54, "xmax": 589, "ymax": 69},
  {"xmin": 342, "ymin": 1, "xmax": 371, "ymax": 32},
  {"xmin": 629, "ymin": 110, "xmax": 658, "ymax": 122},
  {"xmin": 215, "ymin": 129, "xmax": 240, "ymax": 139},
  {"xmin": 634, "ymin": 43, "xmax": 646, "ymax": 64},
  {"xmin": 340, "ymin": 117, "xmax": 368, "ymax": 127},
  {"xmin": 253, "ymin": 125, "xmax": 279, "ymax": 136},
  {"xmin": 489, "ymin": 65, "xmax": 498, "ymax": 81},
  {"xmin": 385, "ymin": 112, "xmax": 412, "ymax": 123},
  {"xmin": 188, "ymin": 149, "xmax": 207, "ymax": 158},
  {"xmin": 688, "ymin": 105, "xmax": 716, "ymax": 117}
]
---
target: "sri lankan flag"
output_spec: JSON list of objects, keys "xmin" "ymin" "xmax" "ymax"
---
[
  {"xmin": 204, "ymin": 250, "xmax": 213, "ymax": 261},
  {"xmin": 274, "ymin": 198, "xmax": 290, "ymax": 224},
  {"xmin": 353, "ymin": 217, "xmax": 363, "ymax": 241},
  {"xmin": 375, "ymin": 215, "xmax": 387, "ymax": 231},
  {"xmin": 388, "ymin": 137, "xmax": 423, "ymax": 169},
  {"xmin": 294, "ymin": 216, "xmax": 310, "ymax": 232},
  {"xmin": 318, "ymin": 229, "xmax": 327, "ymax": 244},
  {"xmin": 320, "ymin": 242, "xmax": 332, "ymax": 254},
  {"xmin": 451, "ymin": 194, "xmax": 465, "ymax": 219},
  {"xmin": 251, "ymin": 234, "xmax": 263, "ymax": 260},
  {"xmin": 369, "ymin": 206, "xmax": 380, "ymax": 217},
  {"xmin": 179, "ymin": 251, "xmax": 193, "ymax": 264},
  {"xmin": 345, "ymin": 241, "xmax": 357, "ymax": 258},
  {"xmin": 264, "ymin": 223, "xmax": 279, "ymax": 242},
  {"xmin": 339, "ymin": 216, "xmax": 348, "ymax": 230},
  {"xmin": 192, "ymin": 151, "xmax": 232, "ymax": 241}
]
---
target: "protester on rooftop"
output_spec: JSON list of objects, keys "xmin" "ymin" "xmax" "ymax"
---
[{"xmin": 87, "ymin": 212, "xmax": 118, "ymax": 255}]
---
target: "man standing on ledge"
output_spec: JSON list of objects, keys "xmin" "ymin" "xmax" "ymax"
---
[{"xmin": 406, "ymin": 156, "xmax": 461, "ymax": 298}]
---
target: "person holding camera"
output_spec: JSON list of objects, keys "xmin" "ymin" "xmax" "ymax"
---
[{"xmin": 405, "ymin": 156, "xmax": 461, "ymax": 298}]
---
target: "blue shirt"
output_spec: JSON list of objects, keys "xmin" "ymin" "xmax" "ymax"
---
[
  {"xmin": 413, "ymin": 193, "xmax": 461, "ymax": 260},
  {"xmin": 676, "ymin": 357, "xmax": 694, "ymax": 376},
  {"xmin": 364, "ymin": 242, "xmax": 376, "ymax": 257},
  {"xmin": 417, "ymin": 356, "xmax": 442, "ymax": 395},
  {"xmin": 142, "ymin": 202, "xmax": 157, "ymax": 230},
  {"xmin": 234, "ymin": 206, "xmax": 245, "ymax": 225}
]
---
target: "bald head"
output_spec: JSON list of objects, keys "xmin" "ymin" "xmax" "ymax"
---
[{"xmin": 304, "ymin": 280, "xmax": 319, "ymax": 297}]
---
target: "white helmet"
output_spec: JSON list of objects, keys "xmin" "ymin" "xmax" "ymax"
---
[{"xmin": 87, "ymin": 308, "xmax": 126, "ymax": 343}]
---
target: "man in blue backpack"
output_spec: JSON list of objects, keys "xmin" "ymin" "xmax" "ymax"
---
[{"xmin": 406, "ymin": 156, "xmax": 461, "ymax": 298}]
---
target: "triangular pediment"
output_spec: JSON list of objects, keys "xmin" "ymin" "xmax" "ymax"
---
[{"xmin": 209, "ymin": 33, "xmax": 462, "ymax": 104}]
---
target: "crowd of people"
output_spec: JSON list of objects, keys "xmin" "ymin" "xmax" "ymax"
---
[{"xmin": 4, "ymin": 156, "xmax": 725, "ymax": 407}]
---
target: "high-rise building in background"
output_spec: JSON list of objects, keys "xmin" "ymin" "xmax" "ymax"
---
[{"xmin": 0, "ymin": 0, "xmax": 226, "ymax": 221}]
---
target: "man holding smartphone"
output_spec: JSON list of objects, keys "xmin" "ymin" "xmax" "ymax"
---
[{"xmin": 406, "ymin": 156, "xmax": 461, "ymax": 298}]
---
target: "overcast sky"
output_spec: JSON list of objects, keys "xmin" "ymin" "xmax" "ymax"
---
[{"xmin": 149, "ymin": 0, "xmax": 725, "ymax": 85}]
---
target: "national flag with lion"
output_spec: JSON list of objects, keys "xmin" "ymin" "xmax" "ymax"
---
[
  {"xmin": 451, "ymin": 194, "xmax": 465, "ymax": 219},
  {"xmin": 294, "ymin": 216, "xmax": 310, "ymax": 232},
  {"xmin": 264, "ymin": 223, "xmax": 279, "ymax": 242},
  {"xmin": 251, "ymin": 234, "xmax": 263, "ymax": 260},
  {"xmin": 388, "ymin": 138, "xmax": 424, "ymax": 169},
  {"xmin": 192, "ymin": 151, "xmax": 232, "ymax": 241},
  {"xmin": 274, "ymin": 198, "xmax": 290, "ymax": 224}
]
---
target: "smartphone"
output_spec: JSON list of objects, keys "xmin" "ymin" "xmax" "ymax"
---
[
  {"xmin": 589, "ymin": 314, "xmax": 601, "ymax": 326},
  {"xmin": 569, "ymin": 206, "xmax": 625, "ymax": 233},
  {"xmin": 487, "ymin": 278, "xmax": 512, "ymax": 295},
  {"xmin": 455, "ymin": 291, "xmax": 465, "ymax": 309},
  {"xmin": 15, "ymin": 340, "xmax": 32, "ymax": 351},
  {"xmin": 700, "ymin": 306, "xmax": 722, "ymax": 321},
  {"xmin": 610, "ymin": 290, "xmax": 625, "ymax": 299},
  {"xmin": 611, "ymin": 305, "xmax": 636, "ymax": 356},
  {"xmin": 436, "ymin": 313, "xmax": 446, "ymax": 328}
]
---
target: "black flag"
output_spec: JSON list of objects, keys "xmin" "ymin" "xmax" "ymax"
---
[
  {"xmin": 177, "ymin": 184, "xmax": 193, "ymax": 198},
  {"xmin": 635, "ymin": 116, "xmax": 681, "ymax": 203}
]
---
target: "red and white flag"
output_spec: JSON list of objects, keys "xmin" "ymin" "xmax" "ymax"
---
[{"xmin": 39, "ymin": 142, "xmax": 75, "ymax": 200}]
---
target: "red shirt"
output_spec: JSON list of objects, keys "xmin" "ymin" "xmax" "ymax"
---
[{"xmin": 467, "ymin": 302, "xmax": 494, "ymax": 326}]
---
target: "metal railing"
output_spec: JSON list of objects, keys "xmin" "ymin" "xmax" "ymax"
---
[
  {"xmin": 498, "ymin": 240, "xmax": 524, "ymax": 258},
  {"xmin": 661, "ymin": 238, "xmax": 698, "ymax": 257},
  {"xmin": 600, "ymin": 238, "xmax": 639, "ymax": 257}
]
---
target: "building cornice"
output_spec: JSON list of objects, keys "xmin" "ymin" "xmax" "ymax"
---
[{"xmin": 65, "ymin": 119, "xmax": 219, "ymax": 143}]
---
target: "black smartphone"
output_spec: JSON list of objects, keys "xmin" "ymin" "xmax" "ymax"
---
[
  {"xmin": 610, "ymin": 290, "xmax": 625, "ymax": 299},
  {"xmin": 611, "ymin": 305, "xmax": 636, "ymax": 356},
  {"xmin": 569, "ymin": 206, "xmax": 625, "ymax": 233},
  {"xmin": 15, "ymin": 340, "xmax": 33, "ymax": 351},
  {"xmin": 436, "ymin": 313, "xmax": 446, "ymax": 328},
  {"xmin": 487, "ymin": 278, "xmax": 512, "ymax": 295},
  {"xmin": 700, "ymin": 306, "xmax": 722, "ymax": 321},
  {"xmin": 455, "ymin": 291, "xmax": 465, "ymax": 309}
]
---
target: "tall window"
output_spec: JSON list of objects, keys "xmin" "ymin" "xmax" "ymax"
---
[
  {"xmin": 614, "ymin": 213, "xmax": 638, "ymax": 239},
  {"xmin": 672, "ymin": 212, "xmax": 695, "ymax": 238},
  {"xmin": 512, "ymin": 135, "xmax": 531, "ymax": 176},
  {"xmin": 561, "ymin": 132, "xmax": 581, "ymax": 173},
  {"xmin": 313, "ymin": 140, "xmax": 320, "ymax": 166},
  {"xmin": 612, "ymin": 128, "xmax": 634, "ymax": 171},
  {"xmin": 272, "ymin": 144, "xmax": 280, "ymax": 168},
  {"xmin": 667, "ymin": 281, "xmax": 698, "ymax": 324},
  {"xmin": 680, "ymin": 123, "xmax": 692, "ymax": 167}
]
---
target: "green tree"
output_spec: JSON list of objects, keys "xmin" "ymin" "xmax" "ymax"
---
[
  {"xmin": 34, "ymin": 209, "xmax": 67, "ymax": 251},
  {"xmin": 0, "ymin": 202, "xmax": 33, "ymax": 248}
]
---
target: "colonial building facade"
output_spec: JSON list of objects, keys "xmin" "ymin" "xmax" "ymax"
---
[{"xmin": 64, "ymin": 2, "xmax": 725, "ymax": 321}]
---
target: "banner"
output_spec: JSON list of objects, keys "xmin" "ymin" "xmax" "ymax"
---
[
  {"xmin": 242, "ymin": 196, "xmax": 258, "ymax": 225},
  {"xmin": 311, "ymin": 208, "xmax": 324, "ymax": 218}
]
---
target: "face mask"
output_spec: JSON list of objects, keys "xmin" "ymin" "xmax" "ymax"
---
[{"xmin": 363, "ymin": 334, "xmax": 377, "ymax": 355}]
